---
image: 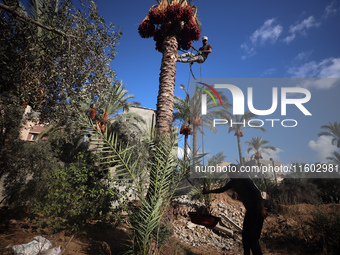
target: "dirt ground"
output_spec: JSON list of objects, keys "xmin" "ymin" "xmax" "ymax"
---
[{"xmin": 1, "ymin": 193, "xmax": 338, "ymax": 255}]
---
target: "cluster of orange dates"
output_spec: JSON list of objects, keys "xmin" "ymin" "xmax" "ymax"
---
[{"xmin": 138, "ymin": 0, "xmax": 200, "ymax": 52}]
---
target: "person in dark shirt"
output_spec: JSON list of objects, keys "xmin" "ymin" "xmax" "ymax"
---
[
  {"xmin": 177, "ymin": 36, "xmax": 212, "ymax": 64},
  {"xmin": 203, "ymin": 165, "xmax": 267, "ymax": 255}
]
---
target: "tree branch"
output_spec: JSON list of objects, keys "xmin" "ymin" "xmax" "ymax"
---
[{"xmin": 0, "ymin": 2, "xmax": 79, "ymax": 39}]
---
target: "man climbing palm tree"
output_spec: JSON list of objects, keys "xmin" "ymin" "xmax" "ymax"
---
[{"xmin": 177, "ymin": 36, "xmax": 212, "ymax": 64}]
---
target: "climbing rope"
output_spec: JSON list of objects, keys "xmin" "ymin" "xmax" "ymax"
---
[
  {"xmin": 199, "ymin": 62, "xmax": 205, "ymax": 166},
  {"xmin": 186, "ymin": 55, "xmax": 205, "ymax": 166}
]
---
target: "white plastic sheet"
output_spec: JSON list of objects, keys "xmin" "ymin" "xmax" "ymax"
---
[{"xmin": 12, "ymin": 236, "xmax": 52, "ymax": 255}]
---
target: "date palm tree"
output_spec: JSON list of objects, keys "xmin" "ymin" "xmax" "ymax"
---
[
  {"xmin": 245, "ymin": 136, "xmax": 276, "ymax": 161},
  {"xmin": 86, "ymin": 81, "xmax": 144, "ymax": 139},
  {"xmin": 173, "ymin": 84, "xmax": 231, "ymax": 161},
  {"xmin": 245, "ymin": 136, "xmax": 276, "ymax": 194},
  {"xmin": 138, "ymin": 0, "xmax": 201, "ymax": 136},
  {"xmin": 318, "ymin": 121, "xmax": 340, "ymax": 148},
  {"xmin": 228, "ymin": 112, "xmax": 265, "ymax": 166},
  {"xmin": 173, "ymin": 85, "xmax": 191, "ymax": 161}
]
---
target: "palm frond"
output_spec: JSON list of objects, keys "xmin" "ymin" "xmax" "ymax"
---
[
  {"xmin": 327, "ymin": 151, "xmax": 340, "ymax": 165},
  {"xmin": 80, "ymin": 112, "xmax": 187, "ymax": 254},
  {"xmin": 245, "ymin": 136, "xmax": 276, "ymax": 158}
]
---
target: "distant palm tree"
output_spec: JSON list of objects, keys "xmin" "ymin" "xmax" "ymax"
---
[
  {"xmin": 245, "ymin": 136, "xmax": 276, "ymax": 194},
  {"xmin": 173, "ymin": 84, "xmax": 231, "ymax": 162},
  {"xmin": 318, "ymin": 121, "xmax": 340, "ymax": 148},
  {"xmin": 245, "ymin": 136, "xmax": 277, "ymax": 161},
  {"xmin": 327, "ymin": 151, "xmax": 340, "ymax": 165},
  {"xmin": 173, "ymin": 85, "xmax": 191, "ymax": 161},
  {"xmin": 228, "ymin": 112, "xmax": 265, "ymax": 165}
]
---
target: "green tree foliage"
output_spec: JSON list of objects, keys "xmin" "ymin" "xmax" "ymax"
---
[
  {"xmin": 270, "ymin": 178, "xmax": 320, "ymax": 205},
  {"xmin": 267, "ymin": 166, "xmax": 340, "ymax": 205},
  {"xmin": 0, "ymin": 102, "xmax": 25, "ymax": 158},
  {"xmin": 0, "ymin": 0, "xmax": 130, "ymax": 216},
  {"xmin": 306, "ymin": 209, "xmax": 340, "ymax": 255},
  {"xmin": 33, "ymin": 152, "xmax": 118, "ymax": 231},
  {"xmin": 245, "ymin": 136, "xmax": 276, "ymax": 160},
  {"xmin": 1, "ymin": 139, "xmax": 63, "ymax": 207},
  {"xmin": 0, "ymin": 0, "xmax": 122, "ymax": 124}
]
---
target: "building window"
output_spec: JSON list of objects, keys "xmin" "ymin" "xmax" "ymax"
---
[{"xmin": 31, "ymin": 134, "xmax": 38, "ymax": 141}]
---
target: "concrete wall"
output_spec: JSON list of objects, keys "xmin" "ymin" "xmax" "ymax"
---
[{"xmin": 125, "ymin": 106, "xmax": 156, "ymax": 138}]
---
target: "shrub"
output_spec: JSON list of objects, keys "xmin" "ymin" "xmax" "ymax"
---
[
  {"xmin": 305, "ymin": 209, "xmax": 340, "ymax": 254},
  {"xmin": 32, "ymin": 153, "xmax": 121, "ymax": 231},
  {"xmin": 1, "ymin": 140, "xmax": 62, "ymax": 208},
  {"xmin": 270, "ymin": 178, "xmax": 320, "ymax": 205}
]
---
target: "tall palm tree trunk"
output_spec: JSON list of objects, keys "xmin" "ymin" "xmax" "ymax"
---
[
  {"xmin": 237, "ymin": 135, "xmax": 244, "ymax": 166},
  {"xmin": 156, "ymin": 35, "xmax": 178, "ymax": 135},
  {"xmin": 148, "ymin": 35, "xmax": 178, "ymax": 202},
  {"xmin": 184, "ymin": 133, "xmax": 188, "ymax": 161},
  {"xmin": 193, "ymin": 124, "xmax": 198, "ymax": 166},
  {"xmin": 257, "ymin": 158, "xmax": 269, "ymax": 198}
]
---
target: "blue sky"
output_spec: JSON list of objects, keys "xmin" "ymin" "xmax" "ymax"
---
[
  {"xmin": 95, "ymin": 0, "xmax": 340, "ymax": 165},
  {"xmin": 22, "ymin": 0, "xmax": 340, "ymax": 164}
]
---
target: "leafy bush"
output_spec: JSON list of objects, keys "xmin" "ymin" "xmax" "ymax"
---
[
  {"xmin": 1, "ymin": 140, "xmax": 62, "ymax": 208},
  {"xmin": 267, "ymin": 176, "xmax": 340, "ymax": 206},
  {"xmin": 309, "ymin": 178, "xmax": 340, "ymax": 203},
  {"xmin": 269, "ymin": 178, "xmax": 321, "ymax": 205},
  {"xmin": 305, "ymin": 209, "xmax": 340, "ymax": 254},
  {"xmin": 33, "ymin": 153, "xmax": 121, "ymax": 231}
]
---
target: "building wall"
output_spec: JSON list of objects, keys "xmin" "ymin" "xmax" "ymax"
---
[
  {"xmin": 125, "ymin": 106, "xmax": 156, "ymax": 138},
  {"xmin": 124, "ymin": 106, "xmax": 178, "ymax": 156},
  {"xmin": 20, "ymin": 105, "xmax": 46, "ymax": 142}
]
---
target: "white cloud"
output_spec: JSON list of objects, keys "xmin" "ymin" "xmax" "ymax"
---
[
  {"xmin": 293, "ymin": 51, "xmax": 313, "ymax": 62},
  {"xmin": 289, "ymin": 16, "xmax": 320, "ymax": 34},
  {"xmin": 262, "ymin": 68, "xmax": 277, "ymax": 76},
  {"xmin": 250, "ymin": 18, "xmax": 283, "ymax": 46},
  {"xmin": 283, "ymin": 34, "xmax": 296, "ymax": 44},
  {"xmin": 178, "ymin": 147, "xmax": 185, "ymax": 159},
  {"xmin": 241, "ymin": 18, "xmax": 282, "ymax": 59},
  {"xmin": 284, "ymin": 16, "xmax": 320, "ymax": 44},
  {"xmin": 309, "ymin": 136, "xmax": 337, "ymax": 162},
  {"xmin": 178, "ymin": 147, "xmax": 191, "ymax": 160},
  {"xmin": 288, "ymin": 57, "xmax": 340, "ymax": 84},
  {"xmin": 240, "ymin": 43, "xmax": 256, "ymax": 60},
  {"xmin": 265, "ymin": 148, "xmax": 283, "ymax": 161},
  {"xmin": 323, "ymin": 0, "xmax": 339, "ymax": 19},
  {"xmin": 241, "ymin": 1, "xmax": 339, "ymax": 59}
]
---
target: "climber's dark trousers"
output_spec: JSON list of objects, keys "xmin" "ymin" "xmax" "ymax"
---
[{"xmin": 242, "ymin": 210, "xmax": 264, "ymax": 255}]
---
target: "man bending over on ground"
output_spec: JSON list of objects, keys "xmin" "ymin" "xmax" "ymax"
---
[{"xmin": 203, "ymin": 164, "xmax": 268, "ymax": 255}]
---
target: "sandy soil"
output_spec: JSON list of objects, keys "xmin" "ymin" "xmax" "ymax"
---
[{"xmin": 1, "ymin": 193, "xmax": 338, "ymax": 255}]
